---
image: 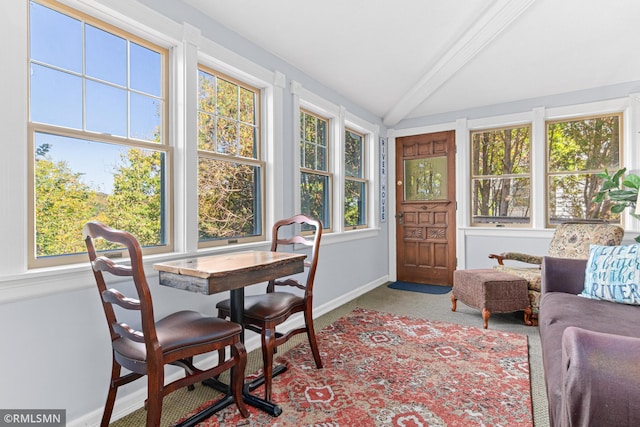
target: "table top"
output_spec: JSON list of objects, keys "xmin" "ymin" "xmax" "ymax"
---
[{"xmin": 153, "ymin": 250, "xmax": 306, "ymax": 295}]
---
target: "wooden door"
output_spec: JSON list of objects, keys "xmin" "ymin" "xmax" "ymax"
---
[{"xmin": 395, "ymin": 131, "xmax": 456, "ymax": 286}]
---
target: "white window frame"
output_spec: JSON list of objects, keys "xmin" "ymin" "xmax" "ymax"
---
[
  {"xmin": 291, "ymin": 80, "xmax": 379, "ymax": 238},
  {"xmin": 27, "ymin": 0, "xmax": 173, "ymax": 268}
]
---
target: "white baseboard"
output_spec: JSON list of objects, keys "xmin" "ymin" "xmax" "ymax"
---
[{"xmin": 68, "ymin": 276, "xmax": 388, "ymax": 427}]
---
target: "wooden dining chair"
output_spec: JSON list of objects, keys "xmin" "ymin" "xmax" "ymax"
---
[
  {"xmin": 216, "ymin": 214, "xmax": 323, "ymax": 401},
  {"xmin": 83, "ymin": 221, "xmax": 249, "ymax": 427}
]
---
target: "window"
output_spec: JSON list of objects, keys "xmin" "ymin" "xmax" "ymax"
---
[
  {"xmin": 547, "ymin": 113, "xmax": 622, "ymax": 224},
  {"xmin": 300, "ymin": 109, "xmax": 331, "ymax": 230},
  {"xmin": 197, "ymin": 66, "xmax": 263, "ymax": 245},
  {"xmin": 344, "ymin": 128, "xmax": 367, "ymax": 228},
  {"xmin": 470, "ymin": 126, "xmax": 531, "ymax": 225},
  {"xmin": 28, "ymin": 1, "xmax": 169, "ymax": 267}
]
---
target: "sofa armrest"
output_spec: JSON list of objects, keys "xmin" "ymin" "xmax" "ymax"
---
[
  {"xmin": 561, "ymin": 327, "xmax": 640, "ymax": 427},
  {"xmin": 488, "ymin": 252, "xmax": 543, "ymax": 266},
  {"xmin": 541, "ymin": 256, "xmax": 586, "ymax": 295}
]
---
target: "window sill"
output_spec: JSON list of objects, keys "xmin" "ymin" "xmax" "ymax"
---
[{"xmin": 0, "ymin": 227, "xmax": 381, "ymax": 303}]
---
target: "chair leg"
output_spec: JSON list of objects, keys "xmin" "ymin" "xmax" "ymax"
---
[
  {"xmin": 231, "ymin": 342, "xmax": 249, "ymax": 418},
  {"xmin": 261, "ymin": 327, "xmax": 276, "ymax": 401},
  {"xmin": 304, "ymin": 309, "xmax": 323, "ymax": 369},
  {"xmin": 101, "ymin": 359, "xmax": 120, "ymax": 427},
  {"xmin": 145, "ymin": 368, "xmax": 164, "ymax": 427}
]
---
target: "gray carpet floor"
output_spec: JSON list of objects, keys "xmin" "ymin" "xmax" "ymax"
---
[{"xmin": 110, "ymin": 283, "xmax": 549, "ymax": 426}]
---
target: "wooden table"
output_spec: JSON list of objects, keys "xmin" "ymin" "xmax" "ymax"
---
[{"xmin": 153, "ymin": 250, "xmax": 306, "ymax": 423}]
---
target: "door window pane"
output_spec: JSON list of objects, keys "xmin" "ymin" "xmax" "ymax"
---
[{"xmin": 404, "ymin": 157, "xmax": 447, "ymax": 201}]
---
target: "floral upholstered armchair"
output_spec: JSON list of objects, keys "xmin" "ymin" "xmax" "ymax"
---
[{"xmin": 488, "ymin": 222, "xmax": 624, "ymax": 323}]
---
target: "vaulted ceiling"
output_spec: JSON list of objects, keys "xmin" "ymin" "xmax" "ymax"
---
[{"xmin": 184, "ymin": 0, "xmax": 640, "ymax": 126}]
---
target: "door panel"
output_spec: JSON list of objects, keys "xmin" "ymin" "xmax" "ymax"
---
[{"xmin": 395, "ymin": 131, "xmax": 456, "ymax": 286}]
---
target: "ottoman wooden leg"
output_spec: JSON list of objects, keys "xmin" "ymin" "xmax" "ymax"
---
[
  {"xmin": 523, "ymin": 306, "xmax": 533, "ymax": 326},
  {"xmin": 481, "ymin": 308, "xmax": 491, "ymax": 329},
  {"xmin": 451, "ymin": 293, "xmax": 457, "ymax": 312}
]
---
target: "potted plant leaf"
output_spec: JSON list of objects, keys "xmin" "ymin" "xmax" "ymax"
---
[{"xmin": 593, "ymin": 167, "xmax": 640, "ymax": 241}]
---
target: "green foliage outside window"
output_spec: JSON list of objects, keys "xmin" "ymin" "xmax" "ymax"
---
[
  {"xmin": 471, "ymin": 126, "xmax": 531, "ymax": 224},
  {"xmin": 197, "ymin": 69, "xmax": 262, "ymax": 242},
  {"xmin": 547, "ymin": 114, "xmax": 620, "ymax": 223},
  {"xmin": 345, "ymin": 129, "xmax": 366, "ymax": 227}
]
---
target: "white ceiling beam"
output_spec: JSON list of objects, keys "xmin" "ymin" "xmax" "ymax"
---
[{"xmin": 383, "ymin": 0, "xmax": 536, "ymax": 127}]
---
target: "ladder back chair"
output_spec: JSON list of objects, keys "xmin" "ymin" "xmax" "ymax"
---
[
  {"xmin": 84, "ymin": 221, "xmax": 249, "ymax": 427},
  {"xmin": 216, "ymin": 214, "xmax": 323, "ymax": 401}
]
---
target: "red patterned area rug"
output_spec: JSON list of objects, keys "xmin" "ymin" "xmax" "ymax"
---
[{"xmin": 180, "ymin": 308, "xmax": 532, "ymax": 426}]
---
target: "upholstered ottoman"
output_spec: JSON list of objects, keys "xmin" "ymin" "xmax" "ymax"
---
[{"xmin": 451, "ymin": 269, "xmax": 532, "ymax": 329}]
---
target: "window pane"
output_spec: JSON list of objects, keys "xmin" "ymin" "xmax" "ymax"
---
[
  {"xmin": 300, "ymin": 111, "xmax": 329, "ymax": 172},
  {"xmin": 345, "ymin": 180, "xmax": 366, "ymax": 227},
  {"xmin": 472, "ymin": 127, "xmax": 530, "ymax": 176},
  {"xmin": 548, "ymin": 173, "xmax": 617, "ymax": 223},
  {"xmin": 217, "ymin": 117, "xmax": 239, "ymax": 155},
  {"xmin": 217, "ymin": 78, "xmax": 239, "ymax": 118},
  {"xmin": 548, "ymin": 115, "xmax": 620, "ymax": 173},
  {"xmin": 34, "ymin": 132, "xmax": 166, "ymax": 258},
  {"xmin": 470, "ymin": 126, "xmax": 531, "ymax": 225},
  {"xmin": 345, "ymin": 130, "xmax": 363, "ymax": 178},
  {"xmin": 130, "ymin": 43, "xmax": 161, "ymax": 96},
  {"xmin": 239, "ymin": 87, "xmax": 256, "ymax": 124},
  {"xmin": 86, "ymin": 80, "xmax": 127, "ymax": 136},
  {"xmin": 198, "ymin": 69, "xmax": 259, "ymax": 159},
  {"xmin": 301, "ymin": 172, "xmax": 330, "ymax": 229},
  {"xmin": 303, "ymin": 141, "xmax": 316, "ymax": 169},
  {"xmin": 316, "ymin": 117, "xmax": 327, "ymax": 147},
  {"xmin": 472, "ymin": 177, "xmax": 530, "ymax": 224},
  {"xmin": 30, "ymin": 64, "xmax": 82, "ymax": 128},
  {"xmin": 198, "ymin": 70, "xmax": 216, "ymax": 113},
  {"xmin": 85, "ymin": 24, "xmax": 126, "ymax": 86},
  {"xmin": 547, "ymin": 114, "xmax": 621, "ymax": 223},
  {"xmin": 29, "ymin": 1, "xmax": 82, "ymax": 73},
  {"xmin": 130, "ymin": 92, "xmax": 162, "ymax": 142},
  {"xmin": 239, "ymin": 124, "xmax": 256, "ymax": 158},
  {"xmin": 198, "ymin": 158, "xmax": 261, "ymax": 241},
  {"xmin": 198, "ymin": 112, "xmax": 215, "ymax": 151}
]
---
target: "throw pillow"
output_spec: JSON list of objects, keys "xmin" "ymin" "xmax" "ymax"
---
[{"xmin": 581, "ymin": 244, "xmax": 640, "ymax": 305}]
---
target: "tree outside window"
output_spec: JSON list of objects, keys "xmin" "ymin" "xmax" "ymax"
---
[
  {"xmin": 547, "ymin": 114, "xmax": 621, "ymax": 224},
  {"xmin": 197, "ymin": 67, "xmax": 263, "ymax": 244},
  {"xmin": 471, "ymin": 126, "xmax": 531, "ymax": 225},
  {"xmin": 344, "ymin": 129, "xmax": 367, "ymax": 228},
  {"xmin": 300, "ymin": 110, "xmax": 331, "ymax": 230}
]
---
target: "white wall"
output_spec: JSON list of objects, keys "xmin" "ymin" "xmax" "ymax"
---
[{"xmin": 0, "ymin": 1, "xmax": 389, "ymax": 425}]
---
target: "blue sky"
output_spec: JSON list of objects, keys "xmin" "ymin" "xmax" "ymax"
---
[{"xmin": 30, "ymin": 1, "xmax": 162, "ymax": 194}]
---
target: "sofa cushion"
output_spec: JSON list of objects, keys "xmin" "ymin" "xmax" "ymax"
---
[
  {"xmin": 539, "ymin": 292, "xmax": 640, "ymax": 425},
  {"xmin": 580, "ymin": 243, "xmax": 640, "ymax": 305}
]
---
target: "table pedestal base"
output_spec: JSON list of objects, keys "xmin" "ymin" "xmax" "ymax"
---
[{"xmin": 174, "ymin": 364, "xmax": 287, "ymax": 426}]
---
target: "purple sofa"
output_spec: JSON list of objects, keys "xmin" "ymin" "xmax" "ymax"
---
[{"xmin": 539, "ymin": 256, "xmax": 640, "ymax": 427}]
